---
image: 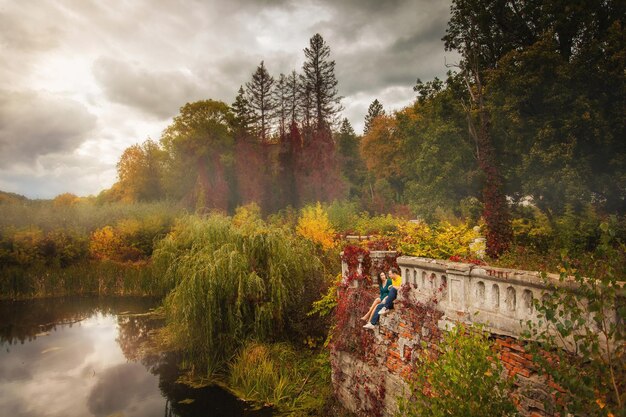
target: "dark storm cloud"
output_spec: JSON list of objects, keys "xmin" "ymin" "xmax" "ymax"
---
[
  {"xmin": 0, "ymin": 91, "xmax": 96, "ymax": 168},
  {"xmin": 93, "ymin": 57, "xmax": 203, "ymax": 119},
  {"xmin": 319, "ymin": 0, "xmax": 454, "ymax": 97}
]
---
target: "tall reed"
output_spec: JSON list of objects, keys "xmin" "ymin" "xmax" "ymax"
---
[{"xmin": 0, "ymin": 260, "xmax": 157, "ymax": 300}]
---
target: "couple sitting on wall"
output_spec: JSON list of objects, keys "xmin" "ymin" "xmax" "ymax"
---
[{"xmin": 361, "ymin": 267, "xmax": 401, "ymax": 330}]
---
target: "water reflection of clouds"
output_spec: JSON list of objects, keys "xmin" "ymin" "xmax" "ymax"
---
[
  {"xmin": 87, "ymin": 362, "xmax": 162, "ymax": 417},
  {"xmin": 0, "ymin": 314, "xmax": 160, "ymax": 417}
]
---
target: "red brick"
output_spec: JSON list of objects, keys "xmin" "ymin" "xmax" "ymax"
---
[{"xmin": 389, "ymin": 349, "xmax": 402, "ymax": 359}]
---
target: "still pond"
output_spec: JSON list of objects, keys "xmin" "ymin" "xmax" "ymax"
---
[{"xmin": 0, "ymin": 296, "xmax": 273, "ymax": 417}]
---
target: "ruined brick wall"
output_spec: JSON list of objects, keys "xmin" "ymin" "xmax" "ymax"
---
[
  {"xmin": 330, "ymin": 287, "xmax": 443, "ymax": 417},
  {"xmin": 330, "ymin": 286, "xmax": 554, "ymax": 417}
]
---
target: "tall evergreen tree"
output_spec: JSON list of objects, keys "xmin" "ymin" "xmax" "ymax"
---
[
  {"xmin": 363, "ymin": 99, "xmax": 385, "ymax": 134},
  {"xmin": 336, "ymin": 118, "xmax": 365, "ymax": 198},
  {"xmin": 301, "ymin": 34, "xmax": 343, "ymax": 130},
  {"xmin": 245, "ymin": 61, "xmax": 276, "ymax": 143},
  {"xmin": 286, "ymin": 71, "xmax": 300, "ymax": 127},
  {"xmin": 298, "ymin": 75, "xmax": 314, "ymax": 132},
  {"xmin": 273, "ymin": 74, "xmax": 290, "ymax": 139},
  {"xmin": 231, "ymin": 86, "xmax": 254, "ymax": 136}
]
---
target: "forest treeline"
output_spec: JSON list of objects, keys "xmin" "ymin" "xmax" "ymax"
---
[{"xmin": 90, "ymin": 2, "xmax": 625, "ymax": 259}]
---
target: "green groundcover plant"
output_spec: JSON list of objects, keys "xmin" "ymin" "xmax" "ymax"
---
[{"xmin": 398, "ymin": 323, "xmax": 518, "ymax": 417}]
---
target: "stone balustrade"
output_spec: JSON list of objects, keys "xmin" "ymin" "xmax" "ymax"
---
[
  {"xmin": 342, "ymin": 251, "xmax": 569, "ymax": 337},
  {"xmin": 395, "ymin": 256, "xmax": 565, "ymax": 337}
]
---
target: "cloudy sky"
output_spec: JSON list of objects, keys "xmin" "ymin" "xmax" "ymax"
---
[{"xmin": 0, "ymin": 0, "xmax": 459, "ymax": 199}]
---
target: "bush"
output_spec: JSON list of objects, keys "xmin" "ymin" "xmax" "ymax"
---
[
  {"xmin": 297, "ymin": 202, "xmax": 336, "ymax": 250},
  {"xmin": 354, "ymin": 212, "xmax": 399, "ymax": 235},
  {"xmin": 399, "ymin": 323, "xmax": 518, "ymax": 417},
  {"xmin": 392, "ymin": 220, "xmax": 479, "ymax": 259},
  {"xmin": 325, "ymin": 200, "xmax": 360, "ymax": 232}
]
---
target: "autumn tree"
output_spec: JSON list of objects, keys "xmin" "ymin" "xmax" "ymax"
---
[
  {"xmin": 245, "ymin": 61, "xmax": 276, "ymax": 143},
  {"xmin": 363, "ymin": 99, "xmax": 385, "ymax": 134},
  {"xmin": 115, "ymin": 139, "xmax": 164, "ymax": 202},
  {"xmin": 360, "ymin": 112, "xmax": 406, "ymax": 212},
  {"xmin": 53, "ymin": 193, "xmax": 80, "ymax": 207},
  {"xmin": 277, "ymin": 122, "xmax": 302, "ymax": 208},
  {"xmin": 275, "ymin": 73, "xmax": 303, "ymax": 208}
]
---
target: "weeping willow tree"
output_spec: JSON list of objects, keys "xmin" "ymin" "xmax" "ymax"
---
[{"xmin": 152, "ymin": 212, "xmax": 325, "ymax": 375}]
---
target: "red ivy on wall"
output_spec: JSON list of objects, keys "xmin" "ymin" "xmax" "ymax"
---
[{"xmin": 341, "ymin": 245, "xmax": 372, "ymax": 286}]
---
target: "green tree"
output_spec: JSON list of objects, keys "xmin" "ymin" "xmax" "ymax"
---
[
  {"xmin": 402, "ymin": 79, "xmax": 480, "ymax": 221},
  {"xmin": 336, "ymin": 118, "xmax": 365, "ymax": 199},
  {"xmin": 487, "ymin": 23, "xmax": 626, "ymax": 218},
  {"xmin": 273, "ymin": 73, "xmax": 291, "ymax": 139},
  {"xmin": 231, "ymin": 86, "xmax": 254, "ymax": 136},
  {"xmin": 245, "ymin": 61, "xmax": 276, "ymax": 143},
  {"xmin": 301, "ymin": 33, "xmax": 343, "ymax": 130},
  {"xmin": 363, "ymin": 99, "xmax": 385, "ymax": 135},
  {"xmin": 161, "ymin": 100, "xmax": 233, "ymax": 211},
  {"xmin": 444, "ymin": 0, "xmax": 513, "ymax": 257}
]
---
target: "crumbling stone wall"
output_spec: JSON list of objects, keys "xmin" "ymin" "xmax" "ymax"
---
[{"xmin": 331, "ymin": 253, "xmax": 560, "ymax": 417}]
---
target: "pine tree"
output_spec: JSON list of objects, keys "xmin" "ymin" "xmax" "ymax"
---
[
  {"xmin": 286, "ymin": 71, "xmax": 300, "ymax": 127},
  {"xmin": 298, "ymin": 74, "xmax": 314, "ymax": 132},
  {"xmin": 245, "ymin": 61, "xmax": 276, "ymax": 143},
  {"xmin": 301, "ymin": 34, "xmax": 343, "ymax": 130},
  {"xmin": 336, "ymin": 118, "xmax": 365, "ymax": 198},
  {"xmin": 363, "ymin": 99, "xmax": 385, "ymax": 134},
  {"xmin": 273, "ymin": 74, "xmax": 289, "ymax": 139},
  {"xmin": 231, "ymin": 86, "xmax": 254, "ymax": 135}
]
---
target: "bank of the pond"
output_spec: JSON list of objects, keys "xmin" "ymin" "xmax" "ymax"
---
[{"xmin": 0, "ymin": 260, "xmax": 161, "ymax": 300}]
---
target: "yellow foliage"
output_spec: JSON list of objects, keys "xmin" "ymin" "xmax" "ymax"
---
[
  {"xmin": 393, "ymin": 220, "xmax": 479, "ymax": 259},
  {"xmin": 53, "ymin": 193, "xmax": 80, "ymax": 207},
  {"xmin": 89, "ymin": 226, "xmax": 123, "ymax": 260},
  {"xmin": 233, "ymin": 203, "xmax": 262, "ymax": 228},
  {"xmin": 296, "ymin": 203, "xmax": 336, "ymax": 250}
]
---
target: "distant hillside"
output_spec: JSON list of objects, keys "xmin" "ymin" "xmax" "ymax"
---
[{"xmin": 0, "ymin": 190, "xmax": 29, "ymax": 204}]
